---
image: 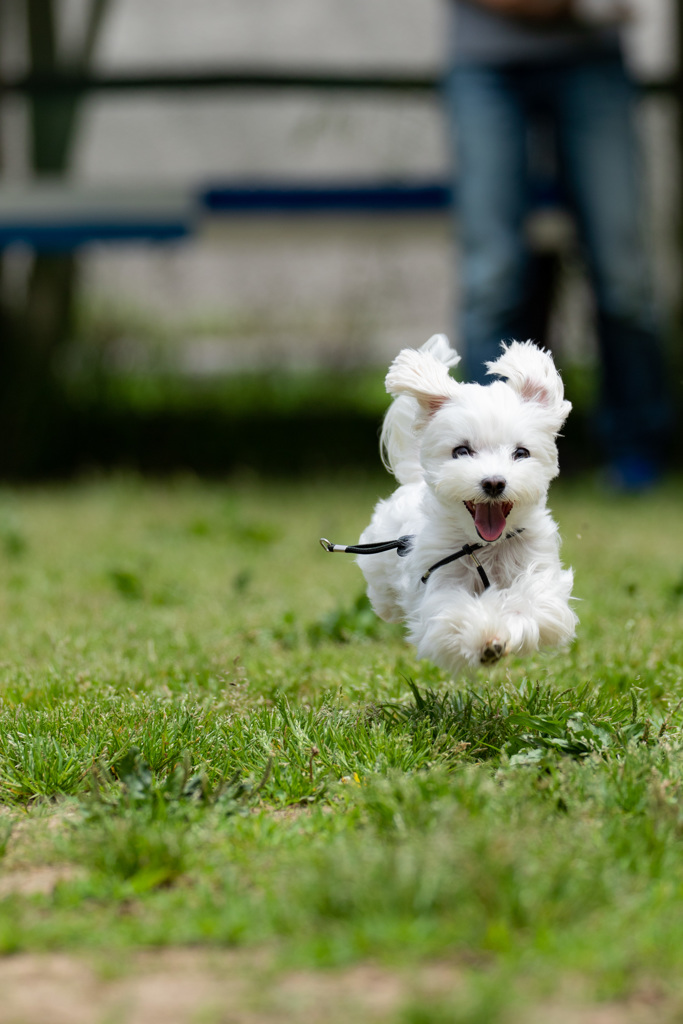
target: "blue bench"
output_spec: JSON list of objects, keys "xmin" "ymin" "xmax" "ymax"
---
[
  {"xmin": 199, "ymin": 178, "xmax": 562, "ymax": 216},
  {"xmin": 200, "ymin": 181, "xmax": 452, "ymax": 215},
  {"xmin": 0, "ymin": 185, "xmax": 194, "ymax": 250},
  {"xmin": 0, "ymin": 178, "xmax": 564, "ymax": 251}
]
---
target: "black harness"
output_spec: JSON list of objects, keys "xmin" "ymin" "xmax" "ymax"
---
[{"xmin": 319, "ymin": 531, "xmax": 523, "ymax": 590}]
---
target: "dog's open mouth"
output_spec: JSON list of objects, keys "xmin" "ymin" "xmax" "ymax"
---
[{"xmin": 464, "ymin": 501, "xmax": 513, "ymax": 543}]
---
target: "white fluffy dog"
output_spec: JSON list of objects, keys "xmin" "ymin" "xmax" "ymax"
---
[{"xmin": 326, "ymin": 335, "xmax": 577, "ymax": 676}]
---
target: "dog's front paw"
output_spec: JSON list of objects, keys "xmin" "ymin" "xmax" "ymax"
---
[{"xmin": 480, "ymin": 638, "xmax": 508, "ymax": 665}]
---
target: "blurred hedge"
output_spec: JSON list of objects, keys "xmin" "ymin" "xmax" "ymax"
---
[{"xmin": 21, "ymin": 367, "xmax": 600, "ymax": 479}]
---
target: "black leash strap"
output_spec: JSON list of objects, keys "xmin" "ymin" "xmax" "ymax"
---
[
  {"xmin": 320, "ymin": 534, "xmax": 490, "ymax": 588},
  {"xmin": 319, "ymin": 535, "xmax": 415, "ymax": 557},
  {"xmin": 320, "ymin": 529, "xmax": 523, "ymax": 591},
  {"xmin": 420, "ymin": 543, "xmax": 488, "ymax": 587}
]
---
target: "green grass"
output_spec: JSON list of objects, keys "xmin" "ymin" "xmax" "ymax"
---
[{"xmin": 0, "ymin": 472, "xmax": 682, "ymax": 1020}]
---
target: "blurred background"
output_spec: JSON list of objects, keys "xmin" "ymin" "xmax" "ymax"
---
[{"xmin": 0, "ymin": 0, "xmax": 679, "ymax": 478}]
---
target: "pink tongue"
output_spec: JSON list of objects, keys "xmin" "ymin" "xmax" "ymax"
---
[{"xmin": 474, "ymin": 503, "xmax": 507, "ymax": 542}]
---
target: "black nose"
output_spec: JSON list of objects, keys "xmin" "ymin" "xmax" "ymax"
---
[{"xmin": 481, "ymin": 476, "xmax": 506, "ymax": 498}]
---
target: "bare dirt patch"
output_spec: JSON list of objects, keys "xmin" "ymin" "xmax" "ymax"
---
[
  {"xmin": 0, "ymin": 865, "xmax": 83, "ymax": 899},
  {"xmin": 0, "ymin": 950, "xmax": 677, "ymax": 1024},
  {"xmin": 0, "ymin": 950, "xmax": 460, "ymax": 1024}
]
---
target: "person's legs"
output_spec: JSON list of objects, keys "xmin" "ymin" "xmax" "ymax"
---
[
  {"xmin": 555, "ymin": 56, "xmax": 672, "ymax": 470},
  {"xmin": 445, "ymin": 65, "xmax": 530, "ymax": 382}
]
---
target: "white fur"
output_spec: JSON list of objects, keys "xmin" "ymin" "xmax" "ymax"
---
[{"xmin": 359, "ymin": 335, "xmax": 577, "ymax": 676}]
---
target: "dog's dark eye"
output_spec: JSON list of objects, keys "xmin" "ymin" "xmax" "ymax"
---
[
  {"xmin": 452, "ymin": 445, "xmax": 473, "ymax": 459},
  {"xmin": 513, "ymin": 447, "xmax": 530, "ymax": 461}
]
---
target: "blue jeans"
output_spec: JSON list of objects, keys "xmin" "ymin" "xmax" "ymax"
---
[{"xmin": 445, "ymin": 55, "xmax": 671, "ymax": 460}]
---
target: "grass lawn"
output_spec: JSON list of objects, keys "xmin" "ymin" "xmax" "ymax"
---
[{"xmin": 0, "ymin": 470, "xmax": 681, "ymax": 1022}]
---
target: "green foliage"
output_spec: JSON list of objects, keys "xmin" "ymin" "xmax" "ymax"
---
[
  {"xmin": 93, "ymin": 744, "xmax": 274, "ymax": 820},
  {"xmin": 0, "ymin": 512, "xmax": 28, "ymax": 558},
  {"xmin": 308, "ymin": 591, "xmax": 401, "ymax": 644},
  {"xmin": 382, "ymin": 679, "xmax": 656, "ymax": 765},
  {"xmin": 77, "ymin": 746, "xmax": 275, "ymax": 893},
  {"xmin": 107, "ymin": 566, "xmax": 144, "ymax": 600}
]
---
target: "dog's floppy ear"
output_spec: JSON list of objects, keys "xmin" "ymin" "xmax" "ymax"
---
[
  {"xmin": 385, "ymin": 335, "xmax": 460, "ymax": 414},
  {"xmin": 486, "ymin": 341, "xmax": 571, "ymax": 431}
]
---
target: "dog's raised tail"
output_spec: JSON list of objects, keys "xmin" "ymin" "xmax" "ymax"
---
[{"xmin": 380, "ymin": 334, "xmax": 460, "ymax": 484}]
